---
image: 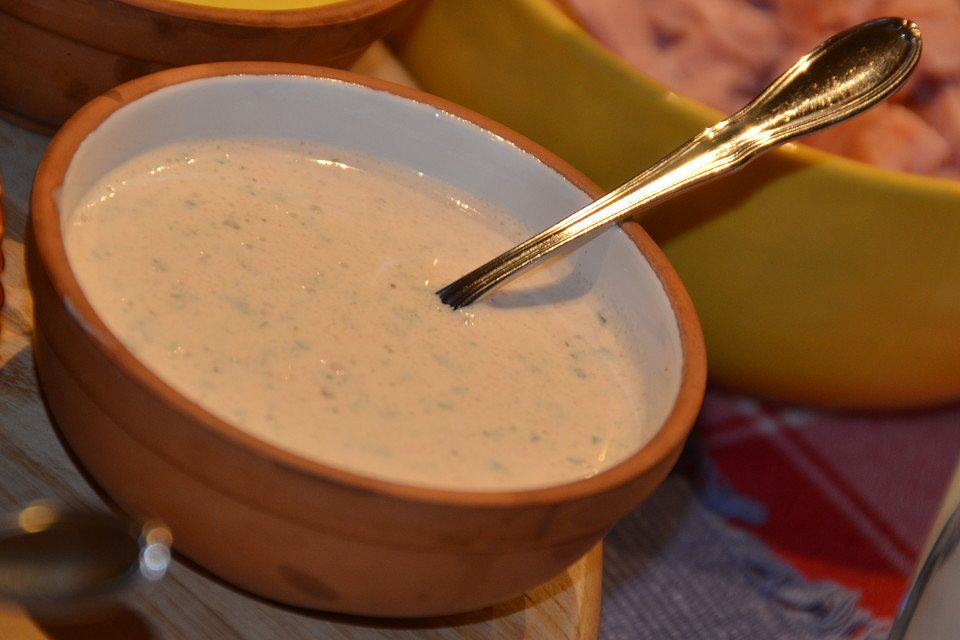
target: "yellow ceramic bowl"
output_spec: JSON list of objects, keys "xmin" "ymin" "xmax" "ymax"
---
[{"xmin": 391, "ymin": 0, "xmax": 960, "ymax": 410}]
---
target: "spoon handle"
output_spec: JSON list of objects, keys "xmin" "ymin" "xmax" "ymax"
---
[{"xmin": 437, "ymin": 17, "xmax": 922, "ymax": 309}]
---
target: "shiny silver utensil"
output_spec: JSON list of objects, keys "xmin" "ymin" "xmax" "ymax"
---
[
  {"xmin": 0, "ymin": 502, "xmax": 171, "ymax": 612},
  {"xmin": 437, "ymin": 17, "xmax": 922, "ymax": 309},
  {"xmin": 888, "ymin": 497, "xmax": 960, "ymax": 639}
]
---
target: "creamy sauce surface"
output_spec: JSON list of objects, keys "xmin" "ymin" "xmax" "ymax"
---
[{"xmin": 64, "ymin": 139, "xmax": 655, "ymax": 490}]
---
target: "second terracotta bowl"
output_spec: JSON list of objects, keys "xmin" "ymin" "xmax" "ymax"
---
[{"xmin": 0, "ymin": 0, "xmax": 421, "ymax": 131}]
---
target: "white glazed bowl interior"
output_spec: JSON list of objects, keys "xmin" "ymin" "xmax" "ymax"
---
[{"xmin": 58, "ymin": 72, "xmax": 685, "ymax": 454}]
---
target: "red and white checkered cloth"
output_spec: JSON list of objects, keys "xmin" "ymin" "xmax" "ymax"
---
[{"xmin": 695, "ymin": 388, "xmax": 960, "ymax": 618}]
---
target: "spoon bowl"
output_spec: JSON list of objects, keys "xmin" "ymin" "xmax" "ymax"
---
[{"xmin": 0, "ymin": 502, "xmax": 170, "ymax": 613}]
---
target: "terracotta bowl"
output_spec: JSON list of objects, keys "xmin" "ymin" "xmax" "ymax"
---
[
  {"xmin": 0, "ymin": 176, "xmax": 4, "ymax": 314},
  {"xmin": 28, "ymin": 62, "xmax": 705, "ymax": 617},
  {"xmin": 0, "ymin": 0, "xmax": 421, "ymax": 132},
  {"xmin": 392, "ymin": 0, "xmax": 960, "ymax": 409}
]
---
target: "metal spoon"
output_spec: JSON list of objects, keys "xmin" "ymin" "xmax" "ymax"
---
[
  {"xmin": 437, "ymin": 17, "xmax": 922, "ymax": 309},
  {"xmin": 0, "ymin": 502, "xmax": 171, "ymax": 613},
  {"xmin": 888, "ymin": 497, "xmax": 960, "ymax": 639}
]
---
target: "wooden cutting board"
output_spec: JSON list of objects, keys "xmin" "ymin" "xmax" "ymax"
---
[{"xmin": 0, "ymin": 43, "xmax": 602, "ymax": 640}]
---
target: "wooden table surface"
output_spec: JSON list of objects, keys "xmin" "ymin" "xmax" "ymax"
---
[{"xmin": 0, "ymin": 44, "xmax": 603, "ymax": 640}]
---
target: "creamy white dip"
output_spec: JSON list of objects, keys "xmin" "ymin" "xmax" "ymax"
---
[{"xmin": 64, "ymin": 139, "xmax": 656, "ymax": 490}]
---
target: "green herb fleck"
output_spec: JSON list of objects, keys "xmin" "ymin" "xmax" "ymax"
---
[
  {"xmin": 227, "ymin": 298, "xmax": 253, "ymax": 315},
  {"xmin": 488, "ymin": 460, "xmax": 507, "ymax": 472}
]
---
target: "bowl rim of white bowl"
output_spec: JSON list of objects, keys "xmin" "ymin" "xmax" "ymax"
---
[{"xmin": 31, "ymin": 61, "xmax": 707, "ymax": 508}]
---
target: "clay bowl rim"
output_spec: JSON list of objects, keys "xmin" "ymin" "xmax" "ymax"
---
[
  {"xmin": 31, "ymin": 61, "xmax": 706, "ymax": 510},
  {"xmin": 115, "ymin": 0, "xmax": 413, "ymax": 27}
]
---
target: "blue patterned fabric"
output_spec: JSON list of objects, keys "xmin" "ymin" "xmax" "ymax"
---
[{"xmin": 600, "ymin": 476, "xmax": 889, "ymax": 639}]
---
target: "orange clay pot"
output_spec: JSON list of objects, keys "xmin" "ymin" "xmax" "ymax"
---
[{"xmin": 28, "ymin": 62, "xmax": 706, "ymax": 616}]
